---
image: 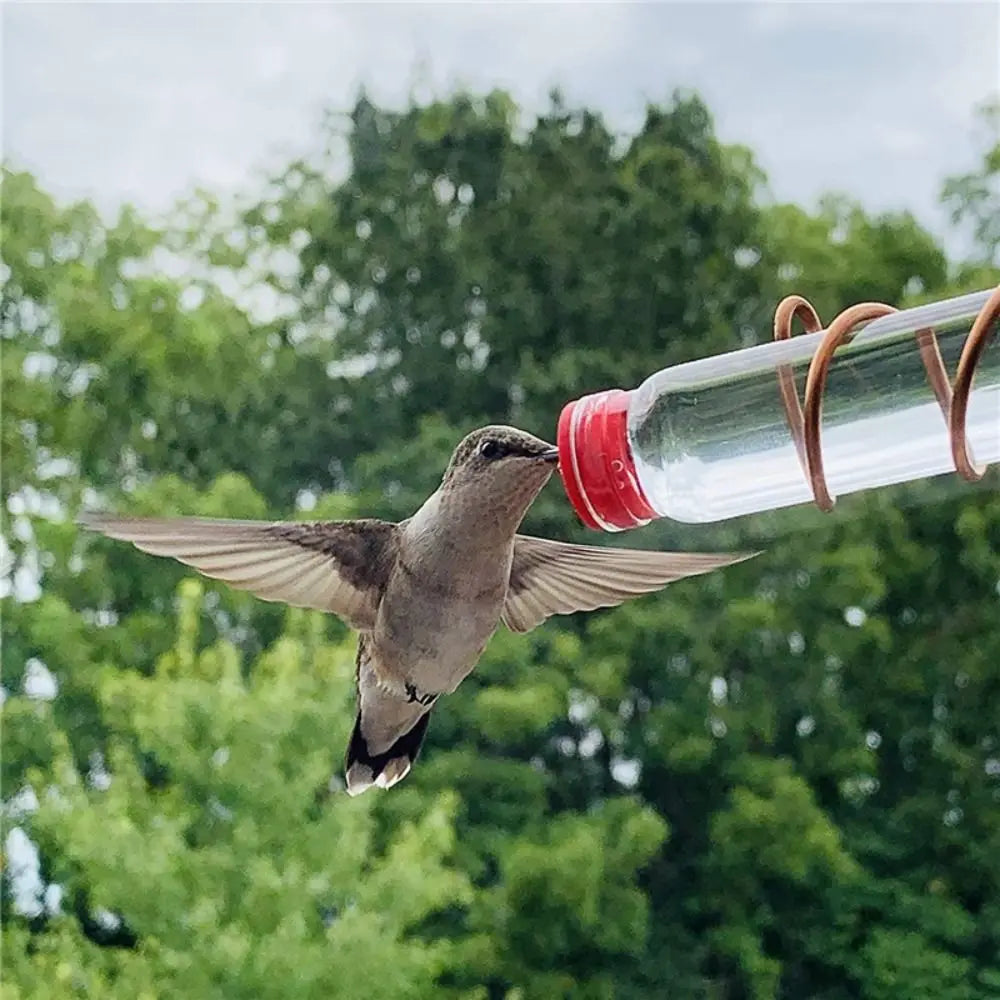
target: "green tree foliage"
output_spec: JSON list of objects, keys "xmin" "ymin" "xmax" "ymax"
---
[
  {"xmin": 235, "ymin": 91, "xmax": 772, "ymax": 529},
  {"xmin": 3, "ymin": 89, "xmax": 998, "ymax": 998},
  {"xmin": 942, "ymin": 98, "xmax": 1000, "ymax": 287},
  {"xmin": 4, "ymin": 579, "xmax": 473, "ymax": 999},
  {"xmin": 760, "ymin": 193, "xmax": 948, "ymax": 321}
]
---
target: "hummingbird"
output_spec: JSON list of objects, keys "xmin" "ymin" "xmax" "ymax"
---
[{"xmin": 79, "ymin": 426, "xmax": 755, "ymax": 795}]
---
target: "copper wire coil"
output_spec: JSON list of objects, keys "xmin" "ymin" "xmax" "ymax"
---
[{"xmin": 773, "ymin": 284, "xmax": 1000, "ymax": 512}]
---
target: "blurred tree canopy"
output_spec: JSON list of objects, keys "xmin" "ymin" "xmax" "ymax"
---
[{"xmin": 2, "ymin": 90, "xmax": 998, "ymax": 999}]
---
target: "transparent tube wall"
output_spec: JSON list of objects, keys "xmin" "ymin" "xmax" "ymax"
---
[{"xmin": 627, "ymin": 291, "xmax": 999, "ymax": 524}]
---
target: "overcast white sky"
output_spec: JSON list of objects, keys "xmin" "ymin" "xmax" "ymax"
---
[{"xmin": 3, "ymin": 2, "xmax": 999, "ymax": 255}]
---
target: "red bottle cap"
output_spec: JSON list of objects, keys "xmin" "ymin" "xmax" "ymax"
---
[{"xmin": 556, "ymin": 389, "xmax": 658, "ymax": 532}]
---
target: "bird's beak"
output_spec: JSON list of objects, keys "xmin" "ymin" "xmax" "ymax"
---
[{"xmin": 539, "ymin": 447, "xmax": 560, "ymax": 465}]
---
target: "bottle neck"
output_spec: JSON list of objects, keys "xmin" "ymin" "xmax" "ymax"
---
[{"xmin": 556, "ymin": 389, "xmax": 658, "ymax": 532}]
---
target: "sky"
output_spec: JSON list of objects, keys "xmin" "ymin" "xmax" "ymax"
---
[{"xmin": 4, "ymin": 2, "xmax": 998, "ymax": 257}]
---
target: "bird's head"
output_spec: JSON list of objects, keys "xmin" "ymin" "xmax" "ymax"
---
[{"xmin": 441, "ymin": 425, "xmax": 559, "ymax": 521}]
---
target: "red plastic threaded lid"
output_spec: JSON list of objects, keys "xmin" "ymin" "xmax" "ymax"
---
[{"xmin": 556, "ymin": 389, "xmax": 658, "ymax": 532}]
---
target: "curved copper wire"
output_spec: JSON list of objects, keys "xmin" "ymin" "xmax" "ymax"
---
[
  {"xmin": 949, "ymin": 284, "xmax": 1000, "ymax": 481},
  {"xmin": 773, "ymin": 296, "xmax": 822, "ymax": 479},
  {"xmin": 802, "ymin": 303, "xmax": 896, "ymax": 510},
  {"xmin": 772, "ymin": 284, "xmax": 999, "ymax": 512}
]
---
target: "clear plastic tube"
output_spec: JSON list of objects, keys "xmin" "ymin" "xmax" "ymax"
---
[{"xmin": 556, "ymin": 289, "xmax": 999, "ymax": 529}]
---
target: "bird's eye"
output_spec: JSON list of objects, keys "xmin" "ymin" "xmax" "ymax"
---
[{"xmin": 479, "ymin": 439, "xmax": 504, "ymax": 460}]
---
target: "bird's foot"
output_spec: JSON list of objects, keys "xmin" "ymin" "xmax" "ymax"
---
[{"xmin": 404, "ymin": 681, "xmax": 437, "ymax": 707}]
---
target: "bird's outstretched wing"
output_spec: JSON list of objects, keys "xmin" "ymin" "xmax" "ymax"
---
[
  {"xmin": 502, "ymin": 535, "xmax": 759, "ymax": 633},
  {"xmin": 78, "ymin": 514, "xmax": 398, "ymax": 630}
]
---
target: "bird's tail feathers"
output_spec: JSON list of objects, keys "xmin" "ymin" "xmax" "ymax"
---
[{"xmin": 345, "ymin": 709, "xmax": 432, "ymax": 796}]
